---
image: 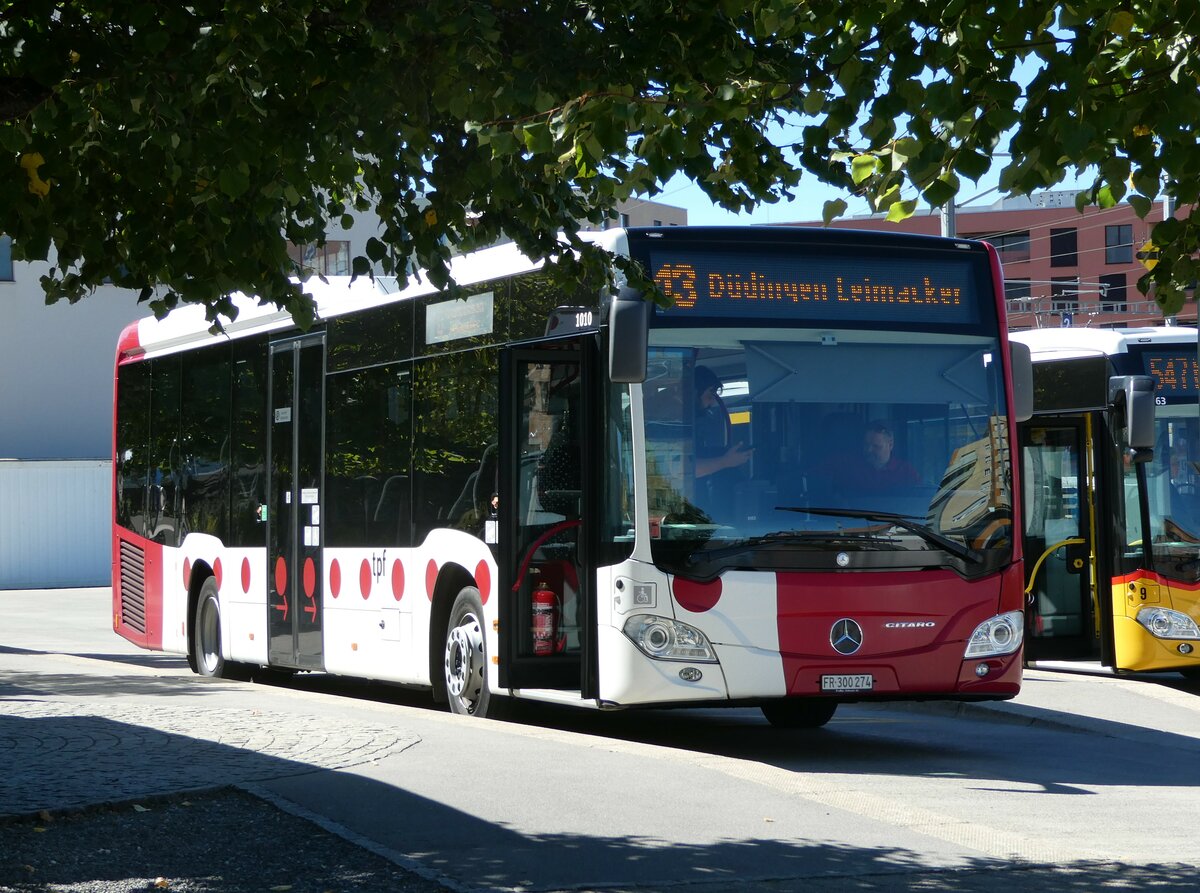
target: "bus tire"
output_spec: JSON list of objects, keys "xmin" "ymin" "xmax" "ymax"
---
[
  {"xmin": 761, "ymin": 699, "xmax": 838, "ymax": 729},
  {"xmin": 192, "ymin": 577, "xmax": 227, "ymax": 678},
  {"xmin": 443, "ymin": 587, "xmax": 492, "ymax": 717}
]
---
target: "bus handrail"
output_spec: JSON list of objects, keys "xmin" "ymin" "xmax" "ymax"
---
[
  {"xmin": 1024, "ymin": 537, "xmax": 1086, "ymax": 599},
  {"xmin": 511, "ymin": 519, "xmax": 582, "ymax": 593}
]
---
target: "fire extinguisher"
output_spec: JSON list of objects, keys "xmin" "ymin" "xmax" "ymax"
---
[{"xmin": 531, "ymin": 582, "xmax": 559, "ymax": 656}]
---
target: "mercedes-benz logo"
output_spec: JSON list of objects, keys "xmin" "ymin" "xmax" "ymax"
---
[{"xmin": 830, "ymin": 618, "xmax": 864, "ymax": 655}]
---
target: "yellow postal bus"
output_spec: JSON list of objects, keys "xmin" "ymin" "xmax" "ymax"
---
[{"xmin": 1012, "ymin": 327, "xmax": 1200, "ymax": 678}]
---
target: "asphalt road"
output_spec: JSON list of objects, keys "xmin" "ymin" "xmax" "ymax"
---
[{"xmin": 4, "ymin": 588, "xmax": 1200, "ymax": 892}]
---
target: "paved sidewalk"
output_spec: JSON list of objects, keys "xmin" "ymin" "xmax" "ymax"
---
[
  {"xmin": 3, "ymin": 593, "xmax": 1200, "ymax": 893},
  {"xmin": 0, "ymin": 645, "xmax": 422, "ymax": 820},
  {"xmin": 5, "ymin": 645, "xmax": 1199, "ymax": 822},
  {"xmin": 913, "ymin": 662, "xmax": 1200, "ymax": 746}
]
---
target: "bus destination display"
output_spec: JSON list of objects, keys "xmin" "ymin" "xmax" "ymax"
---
[
  {"xmin": 1142, "ymin": 350, "xmax": 1200, "ymax": 400},
  {"xmin": 649, "ymin": 248, "xmax": 981, "ymax": 326}
]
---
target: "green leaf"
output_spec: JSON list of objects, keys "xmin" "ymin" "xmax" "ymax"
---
[
  {"xmin": 218, "ymin": 166, "xmax": 250, "ymax": 198},
  {"xmin": 886, "ymin": 199, "xmax": 917, "ymax": 223},
  {"xmin": 893, "ymin": 138, "xmax": 920, "ymax": 161},
  {"xmin": 822, "ymin": 198, "xmax": 848, "ymax": 225},
  {"xmin": 952, "ymin": 150, "xmax": 990, "ymax": 182},
  {"xmin": 365, "ymin": 237, "xmax": 388, "ymax": 262},
  {"xmin": 1108, "ymin": 11, "xmax": 1135, "ymax": 35},
  {"xmin": 922, "ymin": 177, "xmax": 957, "ymax": 208},
  {"xmin": 1128, "ymin": 195, "xmax": 1151, "ymax": 219},
  {"xmin": 521, "ymin": 123, "xmax": 554, "ymax": 154},
  {"xmin": 851, "ymin": 154, "xmax": 879, "ymax": 185}
]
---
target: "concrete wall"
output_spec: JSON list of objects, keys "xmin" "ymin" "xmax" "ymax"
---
[
  {"xmin": 0, "ymin": 460, "xmax": 111, "ymax": 588},
  {"xmin": 1, "ymin": 270, "xmax": 144, "ymax": 460}
]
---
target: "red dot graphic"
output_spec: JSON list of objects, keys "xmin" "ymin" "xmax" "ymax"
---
[
  {"xmin": 241, "ymin": 557, "xmax": 251, "ymax": 593},
  {"xmin": 213, "ymin": 558, "xmax": 223, "ymax": 589},
  {"xmin": 392, "ymin": 560, "xmax": 405, "ymax": 601},
  {"xmin": 303, "ymin": 557, "xmax": 316, "ymax": 598},
  {"xmin": 182, "ymin": 559, "xmax": 191, "ymax": 588},
  {"xmin": 674, "ymin": 577, "xmax": 722, "ymax": 613},
  {"xmin": 426, "ymin": 560, "xmax": 438, "ymax": 601},
  {"xmin": 329, "ymin": 559, "xmax": 341, "ymax": 598},
  {"xmin": 360, "ymin": 559, "xmax": 372, "ymax": 599},
  {"xmin": 274, "ymin": 556, "xmax": 287, "ymax": 596},
  {"xmin": 476, "ymin": 560, "xmax": 491, "ymax": 605}
]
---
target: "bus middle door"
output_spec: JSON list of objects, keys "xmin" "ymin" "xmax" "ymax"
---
[
  {"xmin": 267, "ymin": 335, "xmax": 326, "ymax": 670},
  {"xmin": 498, "ymin": 342, "xmax": 599, "ymax": 697}
]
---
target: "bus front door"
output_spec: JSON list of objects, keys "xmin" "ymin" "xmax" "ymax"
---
[
  {"xmin": 267, "ymin": 335, "xmax": 326, "ymax": 670},
  {"xmin": 498, "ymin": 344, "xmax": 598, "ymax": 696},
  {"xmin": 1021, "ymin": 419, "xmax": 1096, "ymax": 661}
]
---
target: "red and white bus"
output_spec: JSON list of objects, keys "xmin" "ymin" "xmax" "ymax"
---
[{"xmin": 112, "ymin": 226, "xmax": 1030, "ymax": 727}]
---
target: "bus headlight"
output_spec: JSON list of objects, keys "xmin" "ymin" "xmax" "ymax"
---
[
  {"xmin": 1136, "ymin": 607, "xmax": 1200, "ymax": 640},
  {"xmin": 623, "ymin": 615, "xmax": 717, "ymax": 662},
  {"xmin": 964, "ymin": 610, "xmax": 1023, "ymax": 658}
]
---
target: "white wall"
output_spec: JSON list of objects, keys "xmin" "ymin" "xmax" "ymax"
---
[
  {"xmin": 1, "ymin": 266, "xmax": 143, "ymax": 460},
  {"xmin": 0, "ymin": 460, "xmax": 111, "ymax": 588}
]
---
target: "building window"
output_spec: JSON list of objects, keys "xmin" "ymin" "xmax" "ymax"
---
[
  {"xmin": 1105, "ymin": 224, "xmax": 1134, "ymax": 264},
  {"xmin": 287, "ymin": 240, "xmax": 351, "ymax": 276},
  {"xmin": 979, "ymin": 231, "xmax": 1030, "ymax": 263},
  {"xmin": 1004, "ymin": 279, "xmax": 1031, "ymax": 302},
  {"xmin": 0, "ymin": 235, "xmax": 12, "ymax": 281},
  {"xmin": 1051, "ymin": 276, "xmax": 1079, "ymax": 312},
  {"xmin": 1049, "ymin": 228, "xmax": 1078, "ymax": 267},
  {"xmin": 653, "ymin": 219, "xmax": 662, "ymax": 227},
  {"xmin": 1099, "ymin": 273, "xmax": 1128, "ymax": 312},
  {"xmin": 620, "ymin": 213, "xmax": 631, "ymax": 228}
]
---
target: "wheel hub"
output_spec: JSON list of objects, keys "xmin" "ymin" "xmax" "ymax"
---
[{"xmin": 445, "ymin": 617, "xmax": 483, "ymax": 703}]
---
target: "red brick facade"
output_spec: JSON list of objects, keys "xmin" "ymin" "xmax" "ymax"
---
[{"xmin": 786, "ymin": 192, "xmax": 1190, "ymax": 330}]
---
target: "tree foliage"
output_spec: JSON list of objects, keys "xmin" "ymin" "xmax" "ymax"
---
[{"xmin": 3, "ymin": 1, "xmax": 1200, "ymax": 320}]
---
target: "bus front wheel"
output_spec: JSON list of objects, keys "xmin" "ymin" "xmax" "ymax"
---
[
  {"xmin": 443, "ymin": 587, "xmax": 492, "ymax": 717},
  {"xmin": 761, "ymin": 699, "xmax": 838, "ymax": 729}
]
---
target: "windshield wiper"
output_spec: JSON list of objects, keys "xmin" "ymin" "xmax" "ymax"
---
[
  {"xmin": 777, "ymin": 506, "xmax": 979, "ymax": 563},
  {"xmin": 684, "ymin": 531, "xmax": 873, "ymax": 565}
]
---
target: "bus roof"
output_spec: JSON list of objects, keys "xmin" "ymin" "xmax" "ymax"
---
[
  {"xmin": 121, "ymin": 229, "xmax": 632, "ymax": 360},
  {"xmin": 121, "ymin": 224, "xmax": 987, "ymax": 361},
  {"xmin": 1010, "ymin": 326, "xmax": 1199, "ymax": 361}
]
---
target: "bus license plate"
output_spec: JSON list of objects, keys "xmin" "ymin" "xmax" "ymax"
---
[{"xmin": 821, "ymin": 674, "xmax": 873, "ymax": 692}]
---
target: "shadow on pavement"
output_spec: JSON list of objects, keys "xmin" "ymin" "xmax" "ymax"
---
[{"xmin": 3, "ymin": 664, "xmax": 1199, "ymax": 891}]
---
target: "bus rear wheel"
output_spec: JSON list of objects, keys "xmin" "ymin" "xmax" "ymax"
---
[
  {"xmin": 193, "ymin": 577, "xmax": 227, "ymax": 678},
  {"xmin": 443, "ymin": 587, "xmax": 492, "ymax": 717},
  {"xmin": 761, "ymin": 699, "xmax": 838, "ymax": 729}
]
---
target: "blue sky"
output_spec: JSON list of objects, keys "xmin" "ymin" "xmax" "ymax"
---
[
  {"xmin": 651, "ymin": 173, "xmax": 850, "ymax": 226},
  {"xmin": 649, "ymin": 163, "xmax": 1024, "ymax": 228}
]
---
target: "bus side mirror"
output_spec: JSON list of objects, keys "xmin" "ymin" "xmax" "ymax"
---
[
  {"xmin": 1109, "ymin": 374, "xmax": 1156, "ymax": 455},
  {"xmin": 608, "ymin": 286, "xmax": 649, "ymax": 384},
  {"xmin": 1009, "ymin": 341, "xmax": 1033, "ymax": 423}
]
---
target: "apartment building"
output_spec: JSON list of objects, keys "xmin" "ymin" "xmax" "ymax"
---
[{"xmin": 793, "ymin": 190, "xmax": 1188, "ymax": 330}]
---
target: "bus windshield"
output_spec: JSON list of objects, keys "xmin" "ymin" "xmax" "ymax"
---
[
  {"xmin": 639, "ymin": 326, "xmax": 1013, "ymax": 579},
  {"xmin": 1137, "ymin": 409, "xmax": 1200, "ymax": 583}
]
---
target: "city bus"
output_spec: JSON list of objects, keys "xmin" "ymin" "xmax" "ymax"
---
[
  {"xmin": 112, "ymin": 226, "xmax": 1031, "ymax": 727},
  {"xmin": 1012, "ymin": 326, "xmax": 1200, "ymax": 677}
]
